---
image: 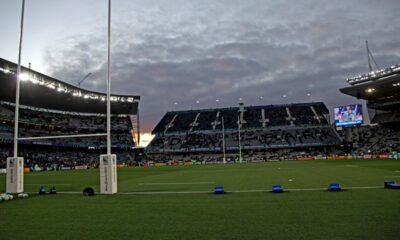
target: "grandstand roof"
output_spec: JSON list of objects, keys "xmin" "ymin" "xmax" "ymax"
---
[
  {"xmin": 340, "ymin": 72, "xmax": 400, "ymax": 101},
  {"xmin": 0, "ymin": 58, "xmax": 139, "ymax": 115}
]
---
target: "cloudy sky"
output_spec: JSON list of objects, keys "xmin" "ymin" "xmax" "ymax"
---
[{"xmin": 1, "ymin": 0, "xmax": 400, "ymax": 134}]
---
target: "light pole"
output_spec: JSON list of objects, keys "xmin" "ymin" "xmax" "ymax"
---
[
  {"xmin": 238, "ymin": 102, "xmax": 244, "ymax": 163},
  {"xmin": 222, "ymin": 116, "xmax": 226, "ymax": 164}
]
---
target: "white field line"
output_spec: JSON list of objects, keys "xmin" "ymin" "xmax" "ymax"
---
[
  {"xmin": 119, "ymin": 191, "xmax": 212, "ymax": 195},
  {"xmin": 342, "ymin": 186, "xmax": 382, "ymax": 189},
  {"xmin": 384, "ymin": 176, "xmax": 400, "ymax": 178},
  {"xmin": 24, "ymin": 183, "xmax": 72, "ymax": 186},
  {"xmin": 24, "ymin": 185, "xmax": 385, "ymax": 195},
  {"xmin": 138, "ymin": 182, "xmax": 215, "ymax": 185}
]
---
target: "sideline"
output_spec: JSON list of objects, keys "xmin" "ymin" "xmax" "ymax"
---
[{"xmin": 25, "ymin": 185, "xmax": 384, "ymax": 195}]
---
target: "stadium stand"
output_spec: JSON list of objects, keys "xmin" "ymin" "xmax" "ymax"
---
[
  {"xmin": 0, "ymin": 58, "xmax": 140, "ymax": 169},
  {"xmin": 145, "ymin": 102, "xmax": 343, "ymax": 162},
  {"xmin": 341, "ymin": 124, "xmax": 400, "ymax": 154},
  {"xmin": 339, "ymin": 63, "xmax": 400, "ymax": 155}
]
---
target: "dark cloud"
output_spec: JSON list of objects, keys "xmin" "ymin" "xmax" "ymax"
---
[{"xmin": 43, "ymin": 0, "xmax": 400, "ymax": 132}]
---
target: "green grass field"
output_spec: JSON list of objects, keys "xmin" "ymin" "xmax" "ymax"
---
[{"xmin": 1, "ymin": 158, "xmax": 400, "ymax": 240}]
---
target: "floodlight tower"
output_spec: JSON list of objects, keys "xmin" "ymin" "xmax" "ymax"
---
[{"xmin": 7, "ymin": 0, "xmax": 25, "ymax": 194}]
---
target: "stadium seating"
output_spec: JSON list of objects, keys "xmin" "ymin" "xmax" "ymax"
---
[
  {"xmin": 0, "ymin": 102, "xmax": 136, "ymax": 168},
  {"xmin": 342, "ymin": 125, "xmax": 400, "ymax": 154},
  {"xmin": 145, "ymin": 102, "xmax": 343, "ymax": 163},
  {"xmin": 151, "ymin": 102, "xmax": 330, "ymax": 135}
]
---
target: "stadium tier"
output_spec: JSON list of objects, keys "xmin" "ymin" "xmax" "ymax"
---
[
  {"xmin": 152, "ymin": 102, "xmax": 329, "ymax": 134},
  {"xmin": 146, "ymin": 102, "xmax": 343, "ymax": 161},
  {"xmin": 0, "ymin": 58, "xmax": 140, "ymax": 169}
]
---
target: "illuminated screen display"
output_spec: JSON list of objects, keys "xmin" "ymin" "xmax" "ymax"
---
[{"xmin": 334, "ymin": 104, "xmax": 363, "ymax": 126}]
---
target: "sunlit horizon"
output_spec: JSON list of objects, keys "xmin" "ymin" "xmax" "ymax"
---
[{"xmin": 138, "ymin": 132, "xmax": 154, "ymax": 147}]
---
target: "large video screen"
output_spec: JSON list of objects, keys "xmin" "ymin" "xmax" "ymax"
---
[{"xmin": 334, "ymin": 104, "xmax": 363, "ymax": 126}]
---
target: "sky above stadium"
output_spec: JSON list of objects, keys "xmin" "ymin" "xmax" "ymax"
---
[{"xmin": 1, "ymin": 0, "xmax": 400, "ymax": 136}]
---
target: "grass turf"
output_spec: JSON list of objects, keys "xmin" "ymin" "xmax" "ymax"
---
[{"xmin": 1, "ymin": 158, "xmax": 400, "ymax": 240}]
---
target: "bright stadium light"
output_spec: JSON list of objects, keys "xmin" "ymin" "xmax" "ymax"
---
[
  {"xmin": 0, "ymin": 67, "xmax": 11, "ymax": 74},
  {"xmin": 365, "ymin": 88, "xmax": 375, "ymax": 93},
  {"xmin": 30, "ymin": 78, "xmax": 39, "ymax": 84},
  {"xmin": 347, "ymin": 63, "xmax": 400, "ymax": 85},
  {"xmin": 19, "ymin": 73, "xmax": 29, "ymax": 81}
]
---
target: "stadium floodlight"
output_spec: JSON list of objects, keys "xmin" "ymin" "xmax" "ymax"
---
[
  {"xmin": 0, "ymin": 67, "xmax": 11, "ymax": 74},
  {"xmin": 365, "ymin": 88, "xmax": 375, "ymax": 93},
  {"xmin": 30, "ymin": 78, "xmax": 39, "ymax": 84},
  {"xmin": 19, "ymin": 73, "xmax": 29, "ymax": 81},
  {"xmin": 347, "ymin": 63, "xmax": 400, "ymax": 85}
]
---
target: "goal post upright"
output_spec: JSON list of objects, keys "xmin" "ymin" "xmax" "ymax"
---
[
  {"xmin": 100, "ymin": 0, "xmax": 118, "ymax": 194},
  {"xmin": 7, "ymin": 0, "xmax": 26, "ymax": 194}
]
